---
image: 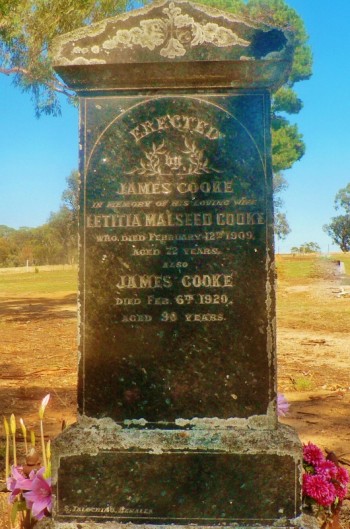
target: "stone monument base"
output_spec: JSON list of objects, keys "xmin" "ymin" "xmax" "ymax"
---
[{"xmin": 52, "ymin": 420, "xmax": 302, "ymax": 528}]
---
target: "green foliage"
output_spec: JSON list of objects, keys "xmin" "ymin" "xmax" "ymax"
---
[
  {"xmin": 291, "ymin": 242, "xmax": 321, "ymax": 254},
  {"xmin": 10, "ymin": 501, "xmax": 27, "ymax": 525},
  {"xmin": 272, "ymin": 117, "xmax": 305, "ymax": 172},
  {"xmin": 274, "ymin": 212, "xmax": 290, "ymax": 241},
  {"xmin": 0, "ymin": 225, "xmax": 16, "ymax": 237},
  {"xmin": 191, "ymin": 0, "xmax": 312, "ymax": 238},
  {"xmin": 0, "ymin": 0, "xmax": 130, "ymax": 115},
  {"xmin": 1, "ymin": 0, "xmax": 312, "ymax": 119},
  {"xmin": 0, "ymin": 0, "xmax": 313, "ymax": 240},
  {"xmin": 272, "ymin": 87, "xmax": 303, "ymax": 114},
  {"xmin": 0, "ymin": 171, "xmax": 79, "ymax": 267},
  {"xmin": 334, "ymin": 183, "xmax": 350, "ymax": 214},
  {"xmin": 324, "ymin": 216, "xmax": 350, "ymax": 253},
  {"xmin": 293, "ymin": 375, "xmax": 314, "ymax": 392},
  {"xmin": 324, "ymin": 184, "xmax": 350, "ymax": 253},
  {"xmin": 62, "ymin": 170, "xmax": 79, "ymax": 215}
]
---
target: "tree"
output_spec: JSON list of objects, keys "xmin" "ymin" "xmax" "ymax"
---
[
  {"xmin": 273, "ymin": 172, "xmax": 290, "ymax": 239},
  {"xmin": 62, "ymin": 169, "xmax": 79, "ymax": 217},
  {"xmin": 47, "ymin": 207, "xmax": 77, "ymax": 264},
  {"xmin": 45, "ymin": 170, "xmax": 79, "ymax": 263},
  {"xmin": 0, "ymin": 0, "xmax": 130, "ymax": 116},
  {"xmin": 0, "ymin": 171, "xmax": 79, "ymax": 266},
  {"xmin": 1, "ymin": 0, "xmax": 312, "ymax": 233},
  {"xmin": 1, "ymin": 1, "xmax": 312, "ymax": 118},
  {"xmin": 291, "ymin": 242, "xmax": 321, "ymax": 254},
  {"xmin": 274, "ymin": 212, "xmax": 291, "ymax": 241},
  {"xmin": 324, "ymin": 184, "xmax": 350, "ymax": 252},
  {"xmin": 0, "ymin": 237, "xmax": 16, "ymax": 266}
]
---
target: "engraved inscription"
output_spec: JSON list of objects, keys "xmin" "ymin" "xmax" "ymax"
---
[
  {"xmin": 130, "ymin": 114, "xmax": 221, "ymax": 142},
  {"xmin": 87, "ymin": 211, "xmax": 264, "ymax": 228},
  {"xmin": 81, "ymin": 94, "xmax": 271, "ymax": 420}
]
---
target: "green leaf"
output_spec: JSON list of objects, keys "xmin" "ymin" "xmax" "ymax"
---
[{"xmin": 11, "ymin": 501, "xmax": 27, "ymax": 524}]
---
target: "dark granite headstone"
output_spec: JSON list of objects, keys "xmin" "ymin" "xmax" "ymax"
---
[
  {"xmin": 52, "ymin": 2, "xmax": 303, "ymax": 527},
  {"xmin": 79, "ymin": 92, "xmax": 274, "ymax": 423}
]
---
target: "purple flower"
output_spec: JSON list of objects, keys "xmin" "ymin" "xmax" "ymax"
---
[
  {"xmin": 7, "ymin": 466, "xmax": 33, "ymax": 503},
  {"xmin": 23, "ymin": 467, "xmax": 52, "ymax": 520},
  {"xmin": 277, "ymin": 393, "xmax": 289, "ymax": 417},
  {"xmin": 303, "ymin": 473, "xmax": 337, "ymax": 507},
  {"xmin": 303, "ymin": 442, "xmax": 325, "ymax": 466}
]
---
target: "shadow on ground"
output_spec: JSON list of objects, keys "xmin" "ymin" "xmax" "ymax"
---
[{"xmin": 0, "ymin": 294, "xmax": 77, "ymax": 322}]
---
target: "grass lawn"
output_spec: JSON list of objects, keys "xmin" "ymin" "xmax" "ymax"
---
[
  {"xmin": 276, "ymin": 253, "xmax": 350, "ymax": 334},
  {"xmin": 0, "ymin": 268, "xmax": 78, "ymax": 295},
  {"xmin": 0, "ymin": 254, "xmax": 349, "ymax": 335}
]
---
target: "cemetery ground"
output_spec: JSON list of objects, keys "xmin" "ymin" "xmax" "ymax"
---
[{"xmin": 0, "ymin": 254, "xmax": 350, "ymax": 523}]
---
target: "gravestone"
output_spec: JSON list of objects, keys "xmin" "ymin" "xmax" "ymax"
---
[{"xmin": 52, "ymin": 2, "xmax": 304, "ymax": 527}]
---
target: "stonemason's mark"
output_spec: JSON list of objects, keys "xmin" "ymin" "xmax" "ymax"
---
[
  {"xmin": 63, "ymin": 506, "xmax": 153, "ymax": 516},
  {"xmin": 127, "ymin": 138, "xmax": 221, "ymax": 177},
  {"xmin": 98, "ymin": 2, "xmax": 250, "ymax": 59}
]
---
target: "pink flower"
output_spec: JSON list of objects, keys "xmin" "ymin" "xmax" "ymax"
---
[
  {"xmin": 23, "ymin": 467, "xmax": 52, "ymax": 520},
  {"xmin": 336, "ymin": 466, "xmax": 350, "ymax": 487},
  {"xmin": 303, "ymin": 442, "xmax": 325, "ymax": 466},
  {"xmin": 303, "ymin": 473, "xmax": 337, "ymax": 507},
  {"xmin": 7, "ymin": 466, "xmax": 34, "ymax": 503},
  {"xmin": 277, "ymin": 393, "xmax": 289, "ymax": 417},
  {"xmin": 316, "ymin": 460, "xmax": 338, "ymax": 480},
  {"xmin": 333, "ymin": 466, "xmax": 349, "ymax": 501}
]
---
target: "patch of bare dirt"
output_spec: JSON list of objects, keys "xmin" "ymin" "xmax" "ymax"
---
[
  {"xmin": 0, "ymin": 272, "xmax": 349, "ymax": 527},
  {"xmin": 0, "ymin": 292, "xmax": 77, "ymax": 441}
]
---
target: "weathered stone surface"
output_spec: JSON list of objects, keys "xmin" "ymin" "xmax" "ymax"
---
[
  {"xmin": 52, "ymin": 0, "xmax": 293, "ymax": 91},
  {"xmin": 52, "ymin": 2, "xmax": 301, "ymax": 527},
  {"xmin": 52, "ymin": 421, "xmax": 301, "ymax": 526},
  {"xmin": 78, "ymin": 91, "xmax": 275, "ymax": 425},
  {"xmin": 57, "ymin": 452, "xmax": 296, "ymax": 523}
]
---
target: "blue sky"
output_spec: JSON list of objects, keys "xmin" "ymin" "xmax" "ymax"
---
[{"xmin": 0, "ymin": 0, "xmax": 349, "ymax": 253}]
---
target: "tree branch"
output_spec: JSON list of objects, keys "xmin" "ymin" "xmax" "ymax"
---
[{"xmin": 0, "ymin": 66, "xmax": 76, "ymax": 99}]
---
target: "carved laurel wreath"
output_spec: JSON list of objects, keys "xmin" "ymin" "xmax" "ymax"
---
[
  {"xmin": 127, "ymin": 138, "xmax": 220, "ymax": 177},
  {"xmin": 102, "ymin": 2, "xmax": 250, "ymax": 59}
]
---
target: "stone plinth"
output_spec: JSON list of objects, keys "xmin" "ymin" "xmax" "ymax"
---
[{"xmin": 53, "ymin": 420, "xmax": 301, "ymax": 526}]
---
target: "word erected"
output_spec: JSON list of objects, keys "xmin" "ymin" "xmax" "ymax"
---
[{"xmin": 129, "ymin": 114, "xmax": 221, "ymax": 142}]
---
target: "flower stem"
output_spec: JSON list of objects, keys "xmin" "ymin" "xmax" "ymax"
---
[
  {"xmin": 5, "ymin": 435, "xmax": 10, "ymax": 480},
  {"xmin": 20, "ymin": 419, "xmax": 28, "ymax": 455},
  {"xmin": 3, "ymin": 417, "xmax": 10, "ymax": 480},
  {"xmin": 10, "ymin": 414, "xmax": 16, "ymax": 467},
  {"xmin": 12, "ymin": 432, "xmax": 17, "ymax": 467},
  {"xmin": 40, "ymin": 419, "xmax": 47, "ymax": 470}
]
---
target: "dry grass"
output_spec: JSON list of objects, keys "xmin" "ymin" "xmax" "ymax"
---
[{"xmin": 276, "ymin": 254, "xmax": 350, "ymax": 334}]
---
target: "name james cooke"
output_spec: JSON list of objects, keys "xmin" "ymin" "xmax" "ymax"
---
[{"xmin": 115, "ymin": 274, "xmax": 234, "ymax": 289}]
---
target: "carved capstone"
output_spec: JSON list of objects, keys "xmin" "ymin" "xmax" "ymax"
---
[{"xmin": 52, "ymin": 0, "xmax": 294, "ymax": 92}]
